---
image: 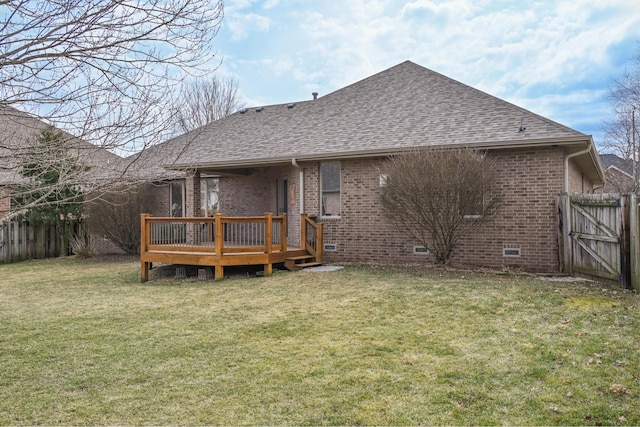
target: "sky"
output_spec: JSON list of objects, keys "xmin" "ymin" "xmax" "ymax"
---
[{"xmin": 207, "ymin": 0, "xmax": 640, "ymax": 151}]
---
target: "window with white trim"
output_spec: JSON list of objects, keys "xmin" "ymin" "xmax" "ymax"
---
[
  {"xmin": 321, "ymin": 161, "xmax": 341, "ymax": 217},
  {"xmin": 200, "ymin": 178, "xmax": 219, "ymax": 217},
  {"xmin": 170, "ymin": 180, "xmax": 185, "ymax": 217}
]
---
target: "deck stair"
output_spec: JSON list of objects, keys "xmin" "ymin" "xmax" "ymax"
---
[{"xmin": 284, "ymin": 254, "xmax": 322, "ymax": 271}]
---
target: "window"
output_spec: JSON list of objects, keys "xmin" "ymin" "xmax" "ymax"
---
[
  {"xmin": 277, "ymin": 178, "xmax": 288, "ymax": 215},
  {"xmin": 200, "ymin": 178, "xmax": 219, "ymax": 217},
  {"xmin": 321, "ymin": 162, "xmax": 340, "ymax": 216},
  {"xmin": 170, "ymin": 181, "xmax": 185, "ymax": 217},
  {"xmin": 462, "ymin": 189, "xmax": 485, "ymax": 219}
]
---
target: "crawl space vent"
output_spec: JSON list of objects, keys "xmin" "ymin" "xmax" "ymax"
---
[
  {"xmin": 503, "ymin": 248, "xmax": 521, "ymax": 257},
  {"xmin": 324, "ymin": 243, "xmax": 338, "ymax": 252}
]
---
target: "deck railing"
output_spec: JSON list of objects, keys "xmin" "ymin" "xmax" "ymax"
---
[
  {"xmin": 141, "ymin": 213, "xmax": 287, "ymax": 255},
  {"xmin": 301, "ymin": 214, "xmax": 324, "ymax": 263}
]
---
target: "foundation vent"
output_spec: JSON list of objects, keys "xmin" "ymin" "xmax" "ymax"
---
[
  {"xmin": 324, "ymin": 243, "xmax": 337, "ymax": 252},
  {"xmin": 503, "ymin": 248, "xmax": 521, "ymax": 257},
  {"xmin": 414, "ymin": 245, "xmax": 428, "ymax": 254}
]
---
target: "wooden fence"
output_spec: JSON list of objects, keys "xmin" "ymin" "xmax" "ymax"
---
[
  {"xmin": 0, "ymin": 219, "xmax": 82, "ymax": 263},
  {"xmin": 559, "ymin": 193, "xmax": 640, "ymax": 292}
]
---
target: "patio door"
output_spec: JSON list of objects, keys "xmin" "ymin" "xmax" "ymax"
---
[{"xmin": 277, "ymin": 178, "xmax": 288, "ymax": 215}]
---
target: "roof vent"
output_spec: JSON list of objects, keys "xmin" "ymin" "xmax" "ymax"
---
[
  {"xmin": 312, "ymin": 92, "xmax": 318, "ymax": 100},
  {"xmin": 255, "ymin": 107, "xmax": 264, "ymax": 112},
  {"xmin": 517, "ymin": 117, "xmax": 526, "ymax": 133},
  {"xmin": 239, "ymin": 108, "xmax": 248, "ymax": 114},
  {"xmin": 287, "ymin": 103, "xmax": 295, "ymax": 109}
]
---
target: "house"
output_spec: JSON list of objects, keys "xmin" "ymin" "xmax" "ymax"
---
[
  {"xmin": 597, "ymin": 153, "xmax": 637, "ymax": 193},
  {"xmin": 0, "ymin": 105, "xmax": 124, "ymax": 221},
  {"xmin": 0, "ymin": 105, "xmax": 127, "ymax": 255},
  {"xmin": 140, "ymin": 60, "xmax": 605, "ymax": 273}
]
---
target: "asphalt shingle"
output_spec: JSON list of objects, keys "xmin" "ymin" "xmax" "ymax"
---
[{"xmin": 164, "ymin": 60, "xmax": 587, "ymax": 169}]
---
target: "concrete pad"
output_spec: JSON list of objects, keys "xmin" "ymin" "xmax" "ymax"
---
[{"xmin": 301, "ymin": 265, "xmax": 344, "ymax": 272}]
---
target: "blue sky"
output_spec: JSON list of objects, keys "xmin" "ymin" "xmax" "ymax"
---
[{"xmin": 207, "ymin": 0, "xmax": 640, "ymax": 151}]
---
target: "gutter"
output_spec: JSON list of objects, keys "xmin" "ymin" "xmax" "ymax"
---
[
  {"xmin": 291, "ymin": 158, "xmax": 304, "ymax": 214},
  {"xmin": 564, "ymin": 141, "xmax": 593, "ymax": 193}
]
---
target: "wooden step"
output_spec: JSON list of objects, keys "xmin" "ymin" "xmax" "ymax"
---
[
  {"xmin": 296, "ymin": 261, "xmax": 322, "ymax": 269},
  {"xmin": 286, "ymin": 255, "xmax": 314, "ymax": 261},
  {"xmin": 284, "ymin": 255, "xmax": 320, "ymax": 272}
]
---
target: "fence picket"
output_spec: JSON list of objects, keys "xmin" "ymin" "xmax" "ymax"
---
[{"xmin": 0, "ymin": 220, "xmax": 82, "ymax": 263}]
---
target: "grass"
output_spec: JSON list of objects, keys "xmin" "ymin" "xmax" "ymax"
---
[{"xmin": 0, "ymin": 258, "xmax": 639, "ymax": 425}]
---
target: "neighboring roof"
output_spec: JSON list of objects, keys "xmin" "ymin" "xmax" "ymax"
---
[
  {"xmin": 600, "ymin": 153, "xmax": 636, "ymax": 177},
  {"xmin": 123, "ymin": 136, "xmax": 191, "ymax": 182},
  {"xmin": 154, "ymin": 60, "xmax": 604, "ymax": 184},
  {"xmin": 0, "ymin": 105, "xmax": 124, "ymax": 186}
]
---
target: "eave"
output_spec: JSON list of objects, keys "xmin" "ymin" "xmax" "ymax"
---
[{"xmin": 165, "ymin": 135, "xmax": 604, "ymax": 185}]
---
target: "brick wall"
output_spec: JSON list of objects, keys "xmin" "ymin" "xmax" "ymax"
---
[
  {"xmin": 185, "ymin": 171, "xmax": 201, "ymax": 217},
  {"xmin": 567, "ymin": 157, "xmax": 594, "ymax": 193},
  {"xmin": 218, "ymin": 166, "xmax": 302, "ymax": 246},
  {"xmin": 177, "ymin": 146, "xmax": 596, "ymax": 273},
  {"xmin": 301, "ymin": 147, "xmax": 587, "ymax": 273},
  {"xmin": 597, "ymin": 167, "xmax": 635, "ymax": 194}
]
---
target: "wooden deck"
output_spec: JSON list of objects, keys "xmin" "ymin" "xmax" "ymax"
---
[{"xmin": 140, "ymin": 213, "xmax": 323, "ymax": 281}]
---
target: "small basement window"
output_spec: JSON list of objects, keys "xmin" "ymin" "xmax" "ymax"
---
[{"xmin": 414, "ymin": 245, "xmax": 428, "ymax": 254}]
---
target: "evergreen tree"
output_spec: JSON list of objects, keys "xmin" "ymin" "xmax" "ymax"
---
[{"xmin": 13, "ymin": 126, "xmax": 86, "ymax": 225}]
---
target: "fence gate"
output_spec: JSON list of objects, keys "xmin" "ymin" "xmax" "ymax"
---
[{"xmin": 560, "ymin": 193, "xmax": 628, "ymax": 284}]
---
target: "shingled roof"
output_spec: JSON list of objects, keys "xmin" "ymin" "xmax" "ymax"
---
[
  {"xmin": 160, "ymin": 60, "xmax": 602, "ymax": 182},
  {"xmin": 0, "ymin": 105, "xmax": 124, "ymax": 186}
]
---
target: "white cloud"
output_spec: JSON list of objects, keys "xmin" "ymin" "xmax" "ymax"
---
[
  {"xmin": 213, "ymin": 0, "xmax": 640, "ymax": 140},
  {"xmin": 225, "ymin": 13, "xmax": 271, "ymax": 41}
]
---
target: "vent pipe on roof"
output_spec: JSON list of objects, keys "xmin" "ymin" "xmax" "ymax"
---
[{"xmin": 312, "ymin": 92, "xmax": 318, "ymax": 100}]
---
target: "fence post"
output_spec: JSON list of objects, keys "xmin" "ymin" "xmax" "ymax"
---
[
  {"xmin": 1, "ymin": 222, "xmax": 7, "ymax": 263},
  {"xmin": 559, "ymin": 193, "xmax": 572, "ymax": 275},
  {"xmin": 630, "ymin": 194, "xmax": 640, "ymax": 293}
]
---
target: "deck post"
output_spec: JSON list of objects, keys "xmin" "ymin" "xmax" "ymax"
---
[
  {"xmin": 214, "ymin": 265, "xmax": 224, "ymax": 281},
  {"xmin": 316, "ymin": 222, "xmax": 324, "ymax": 263},
  {"xmin": 214, "ymin": 213, "xmax": 223, "ymax": 255},
  {"xmin": 280, "ymin": 213, "xmax": 287, "ymax": 252},
  {"xmin": 300, "ymin": 214, "xmax": 308, "ymax": 250},
  {"xmin": 264, "ymin": 213, "xmax": 273, "ymax": 276},
  {"xmin": 265, "ymin": 212, "xmax": 273, "ymax": 254},
  {"xmin": 140, "ymin": 213, "xmax": 151, "ymax": 282},
  {"xmin": 214, "ymin": 213, "xmax": 224, "ymax": 281}
]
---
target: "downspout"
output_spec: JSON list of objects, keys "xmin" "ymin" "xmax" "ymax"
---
[
  {"xmin": 563, "ymin": 142, "xmax": 592, "ymax": 193},
  {"xmin": 292, "ymin": 158, "xmax": 304, "ymax": 214}
]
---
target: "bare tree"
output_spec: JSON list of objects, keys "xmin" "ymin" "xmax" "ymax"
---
[
  {"xmin": 380, "ymin": 148, "xmax": 501, "ymax": 264},
  {"xmin": 602, "ymin": 44, "xmax": 640, "ymax": 191},
  {"xmin": 85, "ymin": 183, "xmax": 156, "ymax": 254},
  {"xmin": 172, "ymin": 76, "xmax": 246, "ymax": 133},
  {"xmin": 0, "ymin": 0, "xmax": 223, "ymax": 220}
]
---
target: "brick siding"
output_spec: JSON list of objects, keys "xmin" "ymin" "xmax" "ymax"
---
[
  {"xmin": 178, "ymin": 146, "xmax": 595, "ymax": 273},
  {"xmin": 305, "ymin": 147, "xmax": 591, "ymax": 273}
]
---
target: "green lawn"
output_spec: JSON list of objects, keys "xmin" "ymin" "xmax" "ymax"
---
[{"xmin": 0, "ymin": 258, "xmax": 638, "ymax": 425}]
